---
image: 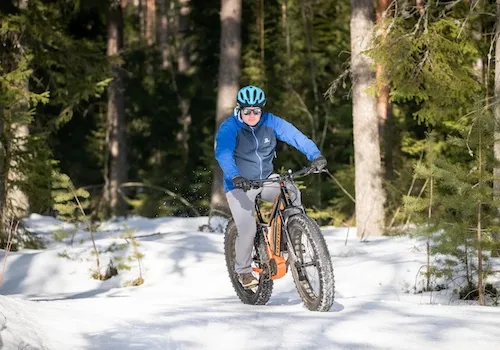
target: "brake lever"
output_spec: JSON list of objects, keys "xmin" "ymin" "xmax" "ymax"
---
[{"xmin": 311, "ymin": 168, "xmax": 327, "ymax": 174}]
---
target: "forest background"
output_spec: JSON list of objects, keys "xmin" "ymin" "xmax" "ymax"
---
[{"xmin": 2, "ymin": 0, "xmax": 500, "ymax": 303}]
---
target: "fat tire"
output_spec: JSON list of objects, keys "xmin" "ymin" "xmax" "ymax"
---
[
  {"xmin": 287, "ymin": 214, "xmax": 335, "ymax": 312},
  {"xmin": 224, "ymin": 219, "xmax": 273, "ymax": 305}
]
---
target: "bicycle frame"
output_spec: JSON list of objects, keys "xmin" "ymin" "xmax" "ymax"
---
[{"xmin": 252, "ymin": 170, "xmax": 307, "ymax": 280}]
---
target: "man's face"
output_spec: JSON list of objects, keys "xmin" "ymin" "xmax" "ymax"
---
[{"xmin": 240, "ymin": 107, "xmax": 262, "ymax": 126}]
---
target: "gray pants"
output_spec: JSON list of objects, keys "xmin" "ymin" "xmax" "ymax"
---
[{"xmin": 226, "ymin": 175, "xmax": 301, "ymax": 274}]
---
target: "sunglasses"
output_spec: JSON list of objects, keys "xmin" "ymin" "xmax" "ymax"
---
[{"xmin": 241, "ymin": 107, "xmax": 262, "ymax": 116}]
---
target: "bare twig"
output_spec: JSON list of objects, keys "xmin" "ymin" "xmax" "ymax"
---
[
  {"xmin": 344, "ymin": 224, "xmax": 350, "ymax": 246},
  {"xmin": 324, "ymin": 169, "xmax": 356, "ymax": 203},
  {"xmin": 324, "ymin": 64, "xmax": 351, "ymax": 100},
  {"xmin": 80, "ymin": 181, "xmax": 200, "ymax": 216},
  {"xmin": 388, "ymin": 150, "xmax": 425, "ymax": 230},
  {"xmin": 403, "ymin": 177, "xmax": 429, "ymax": 229},
  {"xmin": 67, "ymin": 182, "xmax": 101, "ymax": 278},
  {"xmin": 0, "ymin": 218, "xmax": 18, "ymax": 288},
  {"xmin": 120, "ymin": 182, "xmax": 200, "ymax": 216},
  {"xmin": 291, "ymin": 89, "xmax": 316, "ymax": 141}
]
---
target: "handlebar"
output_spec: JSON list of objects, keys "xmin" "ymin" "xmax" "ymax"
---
[{"xmin": 248, "ymin": 167, "xmax": 325, "ymax": 189}]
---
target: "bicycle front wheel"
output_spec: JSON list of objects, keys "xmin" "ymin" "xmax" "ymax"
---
[
  {"xmin": 224, "ymin": 219, "xmax": 273, "ymax": 305},
  {"xmin": 287, "ymin": 214, "xmax": 335, "ymax": 312}
]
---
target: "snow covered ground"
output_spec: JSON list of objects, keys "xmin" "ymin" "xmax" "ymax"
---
[{"xmin": 1, "ymin": 214, "xmax": 500, "ymax": 349}]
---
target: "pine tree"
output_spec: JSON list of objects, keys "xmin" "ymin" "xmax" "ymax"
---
[
  {"xmin": 0, "ymin": 0, "xmax": 111, "ymax": 242},
  {"xmin": 0, "ymin": 19, "xmax": 49, "ymax": 244},
  {"xmin": 404, "ymin": 106, "xmax": 500, "ymax": 304}
]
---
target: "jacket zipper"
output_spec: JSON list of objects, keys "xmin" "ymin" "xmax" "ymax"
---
[{"xmin": 251, "ymin": 127, "xmax": 263, "ymax": 179}]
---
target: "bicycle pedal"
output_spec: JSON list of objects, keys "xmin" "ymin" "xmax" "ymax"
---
[{"xmin": 244, "ymin": 282, "xmax": 259, "ymax": 290}]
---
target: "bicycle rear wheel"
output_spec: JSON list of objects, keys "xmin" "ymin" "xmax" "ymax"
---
[
  {"xmin": 287, "ymin": 214, "xmax": 334, "ymax": 311},
  {"xmin": 224, "ymin": 219, "xmax": 273, "ymax": 305}
]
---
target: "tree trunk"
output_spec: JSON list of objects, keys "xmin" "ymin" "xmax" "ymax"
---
[
  {"xmin": 477, "ymin": 117, "xmax": 485, "ymax": 306},
  {"xmin": 139, "ymin": 0, "xmax": 145, "ymax": 39},
  {"xmin": 104, "ymin": 0, "xmax": 128, "ymax": 216},
  {"xmin": 6, "ymin": 123, "xmax": 29, "ymax": 219},
  {"xmin": 145, "ymin": 0, "xmax": 156, "ymax": 45},
  {"xmin": 178, "ymin": 0, "xmax": 190, "ymax": 73},
  {"xmin": 176, "ymin": 0, "xmax": 191, "ymax": 165},
  {"xmin": 210, "ymin": 0, "xmax": 242, "ymax": 213},
  {"xmin": 477, "ymin": 201, "xmax": 485, "ymax": 305},
  {"xmin": 158, "ymin": 0, "xmax": 170, "ymax": 69},
  {"xmin": 376, "ymin": 0, "xmax": 393, "ymax": 181},
  {"xmin": 5, "ymin": 0, "xmax": 30, "ymax": 220},
  {"xmin": 494, "ymin": 1, "xmax": 500, "ymax": 209},
  {"xmin": 258, "ymin": 0, "xmax": 265, "ymax": 76},
  {"xmin": 492, "ymin": 0, "xmax": 500, "ymax": 254},
  {"xmin": 282, "ymin": 1, "xmax": 291, "ymax": 86},
  {"xmin": 350, "ymin": 0, "xmax": 386, "ymax": 238},
  {"xmin": 300, "ymin": 0, "xmax": 319, "ymax": 140}
]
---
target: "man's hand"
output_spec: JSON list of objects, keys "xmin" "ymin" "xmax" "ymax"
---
[
  {"xmin": 232, "ymin": 176, "xmax": 252, "ymax": 192},
  {"xmin": 311, "ymin": 155, "xmax": 327, "ymax": 171}
]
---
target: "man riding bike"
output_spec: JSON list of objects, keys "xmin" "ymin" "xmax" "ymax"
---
[{"xmin": 215, "ymin": 85, "xmax": 327, "ymax": 288}]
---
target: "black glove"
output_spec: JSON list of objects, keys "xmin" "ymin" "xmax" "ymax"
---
[
  {"xmin": 232, "ymin": 176, "xmax": 252, "ymax": 192},
  {"xmin": 311, "ymin": 155, "xmax": 327, "ymax": 171}
]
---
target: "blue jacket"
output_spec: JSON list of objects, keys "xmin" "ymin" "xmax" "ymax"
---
[{"xmin": 215, "ymin": 109, "xmax": 321, "ymax": 192}]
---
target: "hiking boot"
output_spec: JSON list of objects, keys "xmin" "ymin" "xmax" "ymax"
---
[{"xmin": 238, "ymin": 272, "xmax": 258, "ymax": 288}]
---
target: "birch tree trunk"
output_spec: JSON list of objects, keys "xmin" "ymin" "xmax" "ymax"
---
[
  {"xmin": 104, "ymin": 0, "xmax": 128, "ymax": 216},
  {"xmin": 210, "ymin": 0, "xmax": 242, "ymax": 213},
  {"xmin": 350, "ymin": 0, "xmax": 386, "ymax": 238}
]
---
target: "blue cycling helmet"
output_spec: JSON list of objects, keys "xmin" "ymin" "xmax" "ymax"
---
[{"xmin": 237, "ymin": 85, "xmax": 266, "ymax": 107}]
